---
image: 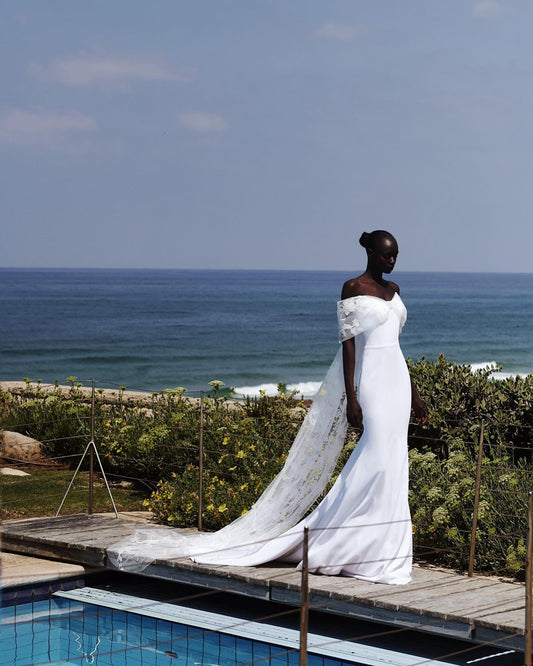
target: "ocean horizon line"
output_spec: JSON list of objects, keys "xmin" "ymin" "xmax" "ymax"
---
[{"xmin": 0, "ymin": 266, "xmax": 532, "ymax": 277}]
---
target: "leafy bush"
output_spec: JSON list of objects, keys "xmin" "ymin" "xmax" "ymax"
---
[
  {"xmin": 407, "ymin": 355, "xmax": 532, "ymax": 576},
  {"xmin": 407, "ymin": 355, "xmax": 532, "ymax": 459},
  {"xmin": 1, "ymin": 380, "xmax": 93, "ymax": 461},
  {"xmin": 147, "ymin": 390, "xmax": 305, "ymax": 528}
]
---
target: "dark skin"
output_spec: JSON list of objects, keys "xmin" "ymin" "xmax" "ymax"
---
[{"xmin": 341, "ymin": 235, "xmax": 428, "ymax": 430}]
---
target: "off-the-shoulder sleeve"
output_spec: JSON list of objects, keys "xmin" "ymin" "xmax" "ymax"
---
[
  {"xmin": 337, "ymin": 298, "xmax": 362, "ymax": 342},
  {"xmin": 337, "ymin": 297, "xmax": 397, "ymax": 342}
]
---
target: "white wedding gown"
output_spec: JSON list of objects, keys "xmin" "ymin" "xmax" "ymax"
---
[{"xmin": 108, "ymin": 293, "xmax": 412, "ymax": 584}]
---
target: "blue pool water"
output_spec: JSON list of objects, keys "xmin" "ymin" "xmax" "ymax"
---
[{"xmin": 1, "ymin": 595, "xmax": 362, "ymax": 666}]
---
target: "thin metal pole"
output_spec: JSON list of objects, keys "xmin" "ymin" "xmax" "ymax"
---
[
  {"xmin": 88, "ymin": 379, "xmax": 95, "ymax": 515},
  {"xmin": 198, "ymin": 391, "xmax": 204, "ymax": 531},
  {"xmin": 56, "ymin": 441, "xmax": 92, "ymax": 517},
  {"xmin": 468, "ymin": 421, "xmax": 484, "ymax": 577},
  {"xmin": 299, "ymin": 526, "xmax": 309, "ymax": 666},
  {"xmin": 525, "ymin": 491, "xmax": 532, "ymax": 665},
  {"xmin": 92, "ymin": 440, "xmax": 119, "ymax": 518},
  {"xmin": 56, "ymin": 439, "xmax": 119, "ymax": 518}
]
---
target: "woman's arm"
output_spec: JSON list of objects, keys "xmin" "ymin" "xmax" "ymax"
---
[
  {"xmin": 410, "ymin": 378, "xmax": 428, "ymax": 423},
  {"xmin": 342, "ymin": 337, "xmax": 364, "ymax": 429}
]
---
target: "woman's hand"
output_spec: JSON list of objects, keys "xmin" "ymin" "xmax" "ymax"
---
[
  {"xmin": 411, "ymin": 394, "xmax": 428, "ymax": 424},
  {"xmin": 346, "ymin": 396, "xmax": 364, "ymax": 430}
]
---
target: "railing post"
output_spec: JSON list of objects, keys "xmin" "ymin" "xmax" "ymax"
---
[
  {"xmin": 198, "ymin": 391, "xmax": 204, "ymax": 531},
  {"xmin": 525, "ymin": 491, "xmax": 532, "ymax": 665},
  {"xmin": 88, "ymin": 379, "xmax": 96, "ymax": 515},
  {"xmin": 299, "ymin": 526, "xmax": 309, "ymax": 666},
  {"xmin": 468, "ymin": 421, "xmax": 484, "ymax": 577}
]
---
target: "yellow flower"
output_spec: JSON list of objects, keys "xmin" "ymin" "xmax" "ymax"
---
[
  {"xmin": 239, "ymin": 483, "xmax": 248, "ymax": 491},
  {"xmin": 236, "ymin": 450, "xmax": 246, "ymax": 459},
  {"xmin": 206, "ymin": 503, "xmax": 215, "ymax": 511},
  {"xmin": 218, "ymin": 503, "xmax": 228, "ymax": 513}
]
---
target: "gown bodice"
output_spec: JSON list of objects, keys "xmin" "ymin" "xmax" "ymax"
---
[{"xmin": 337, "ymin": 293, "xmax": 407, "ymax": 347}]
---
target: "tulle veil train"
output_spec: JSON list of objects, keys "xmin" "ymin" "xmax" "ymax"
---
[{"xmin": 107, "ymin": 348, "xmax": 348, "ymax": 572}]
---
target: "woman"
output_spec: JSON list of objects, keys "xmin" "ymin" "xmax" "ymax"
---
[
  {"xmin": 109, "ymin": 230, "xmax": 426, "ymax": 584},
  {"xmin": 342, "ymin": 230, "xmax": 427, "ymax": 431}
]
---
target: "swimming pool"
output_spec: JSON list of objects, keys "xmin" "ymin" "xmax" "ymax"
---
[{"xmin": 0, "ymin": 579, "xmax": 522, "ymax": 666}]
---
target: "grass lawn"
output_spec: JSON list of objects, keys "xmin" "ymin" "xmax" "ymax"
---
[{"xmin": 1, "ymin": 467, "xmax": 150, "ymax": 520}]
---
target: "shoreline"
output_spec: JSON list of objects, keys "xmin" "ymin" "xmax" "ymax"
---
[{"xmin": 0, "ymin": 381, "xmax": 197, "ymax": 406}]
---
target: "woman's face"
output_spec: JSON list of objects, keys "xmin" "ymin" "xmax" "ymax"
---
[{"xmin": 370, "ymin": 237, "xmax": 398, "ymax": 274}]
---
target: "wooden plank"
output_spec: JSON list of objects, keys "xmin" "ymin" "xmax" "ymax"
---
[
  {"xmin": 389, "ymin": 581, "xmax": 520, "ymax": 614},
  {"xmin": 476, "ymin": 608, "xmax": 527, "ymax": 634},
  {"xmin": 2, "ymin": 519, "xmax": 137, "ymax": 556},
  {"xmin": 1, "ymin": 535, "xmax": 107, "ymax": 567}
]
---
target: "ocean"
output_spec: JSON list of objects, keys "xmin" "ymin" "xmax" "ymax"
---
[{"xmin": 1, "ymin": 269, "xmax": 531, "ymax": 397}]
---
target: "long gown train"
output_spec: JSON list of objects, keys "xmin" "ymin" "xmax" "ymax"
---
[{"xmin": 107, "ymin": 293, "xmax": 412, "ymax": 585}]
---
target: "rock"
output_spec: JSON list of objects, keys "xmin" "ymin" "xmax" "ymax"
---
[
  {"xmin": 1, "ymin": 467, "xmax": 31, "ymax": 476},
  {"xmin": 0, "ymin": 431, "xmax": 44, "ymax": 462},
  {"xmin": 112, "ymin": 480, "xmax": 134, "ymax": 489}
]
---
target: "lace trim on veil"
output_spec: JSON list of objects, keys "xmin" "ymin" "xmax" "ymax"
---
[{"xmin": 107, "ymin": 347, "xmax": 348, "ymax": 572}]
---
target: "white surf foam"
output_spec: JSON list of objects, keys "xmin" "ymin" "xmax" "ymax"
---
[
  {"xmin": 469, "ymin": 361, "xmax": 529, "ymax": 380},
  {"xmin": 234, "ymin": 381, "xmax": 321, "ymax": 399},
  {"xmin": 235, "ymin": 363, "xmax": 531, "ymax": 400}
]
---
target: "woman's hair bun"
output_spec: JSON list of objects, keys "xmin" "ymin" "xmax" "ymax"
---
[
  {"xmin": 359, "ymin": 232, "xmax": 371, "ymax": 248},
  {"xmin": 359, "ymin": 229, "xmax": 395, "ymax": 250}
]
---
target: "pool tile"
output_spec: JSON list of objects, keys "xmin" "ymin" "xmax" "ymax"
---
[
  {"xmin": 32, "ymin": 586, "xmax": 51, "ymax": 603},
  {"xmin": 1, "ymin": 588, "xmax": 17, "ymax": 607},
  {"xmin": 253, "ymin": 640, "xmax": 271, "ymax": 660},
  {"xmin": 14, "ymin": 587, "xmax": 34, "ymax": 605},
  {"xmin": 270, "ymin": 657, "xmax": 290, "ymax": 666},
  {"xmin": 170, "ymin": 622, "xmax": 188, "ymax": 640}
]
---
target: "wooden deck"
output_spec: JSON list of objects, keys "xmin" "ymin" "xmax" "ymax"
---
[{"xmin": 1, "ymin": 514, "xmax": 528, "ymax": 652}]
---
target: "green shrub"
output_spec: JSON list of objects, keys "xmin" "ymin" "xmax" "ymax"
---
[
  {"xmin": 147, "ymin": 390, "xmax": 304, "ymax": 529},
  {"xmin": 1, "ymin": 381, "xmax": 93, "ymax": 461}
]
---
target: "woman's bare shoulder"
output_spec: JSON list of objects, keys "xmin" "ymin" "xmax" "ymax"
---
[
  {"xmin": 388, "ymin": 280, "xmax": 400, "ymax": 295},
  {"xmin": 341, "ymin": 277, "xmax": 366, "ymax": 300}
]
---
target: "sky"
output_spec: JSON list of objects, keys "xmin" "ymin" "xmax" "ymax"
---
[{"xmin": 2, "ymin": 1, "xmax": 532, "ymax": 273}]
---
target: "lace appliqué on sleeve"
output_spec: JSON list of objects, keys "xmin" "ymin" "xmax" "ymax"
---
[
  {"xmin": 337, "ymin": 298, "xmax": 372, "ymax": 342},
  {"xmin": 337, "ymin": 295, "xmax": 406, "ymax": 342}
]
